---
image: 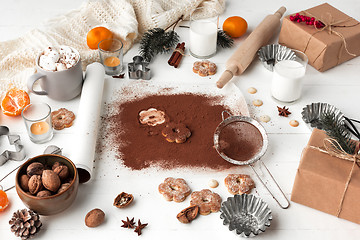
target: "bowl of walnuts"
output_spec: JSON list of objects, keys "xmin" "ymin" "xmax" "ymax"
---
[{"xmin": 15, "ymin": 154, "xmax": 79, "ymax": 215}]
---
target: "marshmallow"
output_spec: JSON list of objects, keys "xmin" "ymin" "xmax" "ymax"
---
[
  {"xmin": 39, "ymin": 55, "xmax": 57, "ymax": 71},
  {"xmin": 39, "ymin": 46, "xmax": 78, "ymax": 71}
]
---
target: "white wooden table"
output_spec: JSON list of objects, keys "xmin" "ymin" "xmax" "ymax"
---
[{"xmin": 1, "ymin": 0, "xmax": 360, "ymax": 239}]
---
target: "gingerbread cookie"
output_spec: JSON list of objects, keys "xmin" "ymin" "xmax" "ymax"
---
[
  {"xmin": 161, "ymin": 122, "xmax": 191, "ymax": 143},
  {"xmin": 224, "ymin": 174, "xmax": 255, "ymax": 195},
  {"xmin": 158, "ymin": 177, "xmax": 191, "ymax": 202},
  {"xmin": 139, "ymin": 108, "xmax": 166, "ymax": 126},
  {"xmin": 51, "ymin": 108, "xmax": 75, "ymax": 130},
  {"xmin": 193, "ymin": 60, "xmax": 217, "ymax": 77},
  {"xmin": 190, "ymin": 189, "xmax": 222, "ymax": 215}
]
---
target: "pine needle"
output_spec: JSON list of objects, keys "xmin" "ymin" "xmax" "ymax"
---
[
  {"xmin": 319, "ymin": 111, "xmax": 356, "ymax": 154},
  {"xmin": 217, "ymin": 30, "xmax": 233, "ymax": 48},
  {"xmin": 139, "ymin": 28, "xmax": 180, "ymax": 62}
]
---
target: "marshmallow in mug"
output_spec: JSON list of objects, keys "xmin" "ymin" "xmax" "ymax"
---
[{"xmin": 39, "ymin": 46, "xmax": 79, "ymax": 71}]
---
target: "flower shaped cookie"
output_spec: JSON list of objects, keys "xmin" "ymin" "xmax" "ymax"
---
[
  {"xmin": 190, "ymin": 189, "xmax": 222, "ymax": 215},
  {"xmin": 224, "ymin": 174, "xmax": 255, "ymax": 195},
  {"xmin": 139, "ymin": 108, "xmax": 166, "ymax": 126},
  {"xmin": 158, "ymin": 177, "xmax": 191, "ymax": 202}
]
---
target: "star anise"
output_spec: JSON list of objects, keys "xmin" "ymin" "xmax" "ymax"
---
[
  {"xmin": 134, "ymin": 219, "xmax": 148, "ymax": 236},
  {"xmin": 121, "ymin": 217, "xmax": 136, "ymax": 229},
  {"xmin": 277, "ymin": 106, "xmax": 291, "ymax": 117}
]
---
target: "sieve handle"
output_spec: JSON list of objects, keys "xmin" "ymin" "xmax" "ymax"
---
[
  {"xmin": 250, "ymin": 161, "xmax": 290, "ymax": 209},
  {"xmin": 221, "ymin": 110, "xmax": 233, "ymax": 121}
]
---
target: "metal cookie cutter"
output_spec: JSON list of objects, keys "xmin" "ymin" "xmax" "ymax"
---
[
  {"xmin": 128, "ymin": 56, "xmax": 151, "ymax": 80},
  {"xmin": 0, "ymin": 126, "xmax": 26, "ymax": 166}
]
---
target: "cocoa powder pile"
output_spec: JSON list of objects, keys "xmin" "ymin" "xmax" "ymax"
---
[{"xmin": 107, "ymin": 93, "xmax": 236, "ymax": 170}]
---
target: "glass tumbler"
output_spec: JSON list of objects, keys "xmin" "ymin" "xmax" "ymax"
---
[
  {"xmin": 271, "ymin": 50, "xmax": 308, "ymax": 103},
  {"xmin": 189, "ymin": 7, "xmax": 219, "ymax": 59}
]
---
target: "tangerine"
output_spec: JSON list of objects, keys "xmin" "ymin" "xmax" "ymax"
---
[
  {"xmin": 1, "ymin": 88, "xmax": 30, "ymax": 116},
  {"xmin": 222, "ymin": 16, "xmax": 248, "ymax": 38},
  {"xmin": 86, "ymin": 26, "xmax": 113, "ymax": 50},
  {"xmin": 0, "ymin": 190, "xmax": 9, "ymax": 211}
]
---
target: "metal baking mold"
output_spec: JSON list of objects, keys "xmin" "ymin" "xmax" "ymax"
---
[
  {"xmin": 301, "ymin": 102, "xmax": 345, "ymax": 130},
  {"xmin": 0, "ymin": 126, "xmax": 26, "ymax": 166},
  {"xmin": 128, "ymin": 56, "xmax": 151, "ymax": 80},
  {"xmin": 220, "ymin": 194, "xmax": 272, "ymax": 237},
  {"xmin": 257, "ymin": 44, "xmax": 296, "ymax": 71}
]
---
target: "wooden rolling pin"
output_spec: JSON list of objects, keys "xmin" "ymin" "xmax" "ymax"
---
[{"xmin": 217, "ymin": 7, "xmax": 286, "ymax": 88}]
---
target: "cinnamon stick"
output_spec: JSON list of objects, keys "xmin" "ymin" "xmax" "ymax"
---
[{"xmin": 168, "ymin": 42, "xmax": 185, "ymax": 68}]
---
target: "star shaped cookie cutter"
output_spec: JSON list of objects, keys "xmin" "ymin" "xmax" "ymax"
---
[
  {"xmin": 0, "ymin": 126, "xmax": 26, "ymax": 166},
  {"xmin": 128, "ymin": 56, "xmax": 151, "ymax": 80}
]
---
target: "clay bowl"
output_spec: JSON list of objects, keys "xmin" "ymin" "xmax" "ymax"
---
[{"xmin": 15, "ymin": 154, "xmax": 79, "ymax": 215}]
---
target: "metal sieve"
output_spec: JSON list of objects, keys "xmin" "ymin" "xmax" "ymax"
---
[{"xmin": 214, "ymin": 110, "xmax": 290, "ymax": 209}]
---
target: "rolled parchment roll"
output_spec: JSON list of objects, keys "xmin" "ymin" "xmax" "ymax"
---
[
  {"xmin": 217, "ymin": 7, "xmax": 286, "ymax": 88},
  {"xmin": 71, "ymin": 62, "xmax": 105, "ymax": 183}
]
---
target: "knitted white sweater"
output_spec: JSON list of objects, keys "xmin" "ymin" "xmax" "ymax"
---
[{"xmin": 0, "ymin": 0, "xmax": 225, "ymax": 99}]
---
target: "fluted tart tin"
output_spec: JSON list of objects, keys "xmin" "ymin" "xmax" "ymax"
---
[
  {"xmin": 301, "ymin": 102, "xmax": 345, "ymax": 130},
  {"xmin": 257, "ymin": 44, "xmax": 296, "ymax": 71},
  {"xmin": 220, "ymin": 194, "xmax": 272, "ymax": 237}
]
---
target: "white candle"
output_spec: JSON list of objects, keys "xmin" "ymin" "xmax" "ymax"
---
[
  {"xmin": 189, "ymin": 20, "xmax": 217, "ymax": 58},
  {"xmin": 271, "ymin": 60, "xmax": 306, "ymax": 102}
]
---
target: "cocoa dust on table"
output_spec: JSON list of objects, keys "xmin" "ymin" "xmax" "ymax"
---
[{"xmin": 107, "ymin": 93, "xmax": 238, "ymax": 171}]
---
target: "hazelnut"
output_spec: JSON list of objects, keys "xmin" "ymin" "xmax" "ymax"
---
[
  {"xmin": 53, "ymin": 165, "xmax": 69, "ymax": 180},
  {"xmin": 57, "ymin": 183, "xmax": 71, "ymax": 194},
  {"xmin": 20, "ymin": 174, "xmax": 30, "ymax": 192},
  {"xmin": 52, "ymin": 162, "xmax": 62, "ymax": 170},
  {"xmin": 27, "ymin": 162, "xmax": 44, "ymax": 177},
  {"xmin": 28, "ymin": 175, "xmax": 43, "ymax": 195},
  {"xmin": 36, "ymin": 190, "xmax": 52, "ymax": 198},
  {"xmin": 42, "ymin": 170, "xmax": 61, "ymax": 192},
  {"xmin": 85, "ymin": 209, "xmax": 105, "ymax": 228}
]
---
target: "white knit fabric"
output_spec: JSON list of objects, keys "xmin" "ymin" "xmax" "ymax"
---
[{"xmin": 0, "ymin": 0, "xmax": 225, "ymax": 100}]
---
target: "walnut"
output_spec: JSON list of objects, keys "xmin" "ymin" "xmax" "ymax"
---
[
  {"xmin": 36, "ymin": 190, "xmax": 52, "ymax": 198},
  {"xmin": 85, "ymin": 209, "xmax": 105, "ymax": 228},
  {"xmin": 53, "ymin": 165, "xmax": 69, "ymax": 181},
  {"xmin": 113, "ymin": 192, "xmax": 134, "ymax": 208},
  {"xmin": 177, "ymin": 205, "xmax": 199, "ymax": 223},
  {"xmin": 20, "ymin": 174, "xmax": 30, "ymax": 192},
  {"xmin": 57, "ymin": 183, "xmax": 71, "ymax": 194},
  {"xmin": 28, "ymin": 175, "xmax": 43, "ymax": 195},
  {"xmin": 27, "ymin": 162, "xmax": 44, "ymax": 177},
  {"xmin": 42, "ymin": 170, "xmax": 61, "ymax": 192}
]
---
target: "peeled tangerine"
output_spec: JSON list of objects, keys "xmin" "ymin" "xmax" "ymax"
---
[{"xmin": 0, "ymin": 190, "xmax": 9, "ymax": 211}]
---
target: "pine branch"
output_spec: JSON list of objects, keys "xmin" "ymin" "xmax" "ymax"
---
[
  {"xmin": 139, "ymin": 16, "xmax": 183, "ymax": 62},
  {"xmin": 319, "ymin": 111, "xmax": 356, "ymax": 154},
  {"xmin": 217, "ymin": 30, "xmax": 233, "ymax": 48}
]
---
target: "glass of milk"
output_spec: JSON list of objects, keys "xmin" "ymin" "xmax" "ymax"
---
[
  {"xmin": 271, "ymin": 50, "xmax": 308, "ymax": 103},
  {"xmin": 189, "ymin": 7, "xmax": 219, "ymax": 59}
]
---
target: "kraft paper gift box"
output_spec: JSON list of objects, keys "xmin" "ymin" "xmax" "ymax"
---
[
  {"xmin": 291, "ymin": 128, "xmax": 360, "ymax": 224},
  {"xmin": 279, "ymin": 3, "xmax": 360, "ymax": 72}
]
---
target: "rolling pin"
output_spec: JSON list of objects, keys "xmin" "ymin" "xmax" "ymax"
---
[{"xmin": 217, "ymin": 7, "xmax": 286, "ymax": 88}]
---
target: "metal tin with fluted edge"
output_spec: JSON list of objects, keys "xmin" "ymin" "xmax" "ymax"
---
[{"xmin": 220, "ymin": 194, "xmax": 272, "ymax": 237}]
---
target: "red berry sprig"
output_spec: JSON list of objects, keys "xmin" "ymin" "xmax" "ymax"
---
[{"xmin": 290, "ymin": 13, "xmax": 325, "ymax": 28}]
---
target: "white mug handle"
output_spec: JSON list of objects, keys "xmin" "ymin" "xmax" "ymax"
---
[{"xmin": 27, "ymin": 73, "xmax": 48, "ymax": 95}]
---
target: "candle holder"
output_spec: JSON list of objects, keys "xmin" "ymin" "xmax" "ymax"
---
[
  {"xmin": 21, "ymin": 103, "xmax": 53, "ymax": 144},
  {"xmin": 98, "ymin": 38, "xmax": 123, "ymax": 76}
]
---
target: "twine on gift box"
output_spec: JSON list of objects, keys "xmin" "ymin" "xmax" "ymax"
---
[
  {"xmin": 309, "ymin": 138, "xmax": 360, "ymax": 217},
  {"xmin": 301, "ymin": 11, "xmax": 359, "ymax": 65}
]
